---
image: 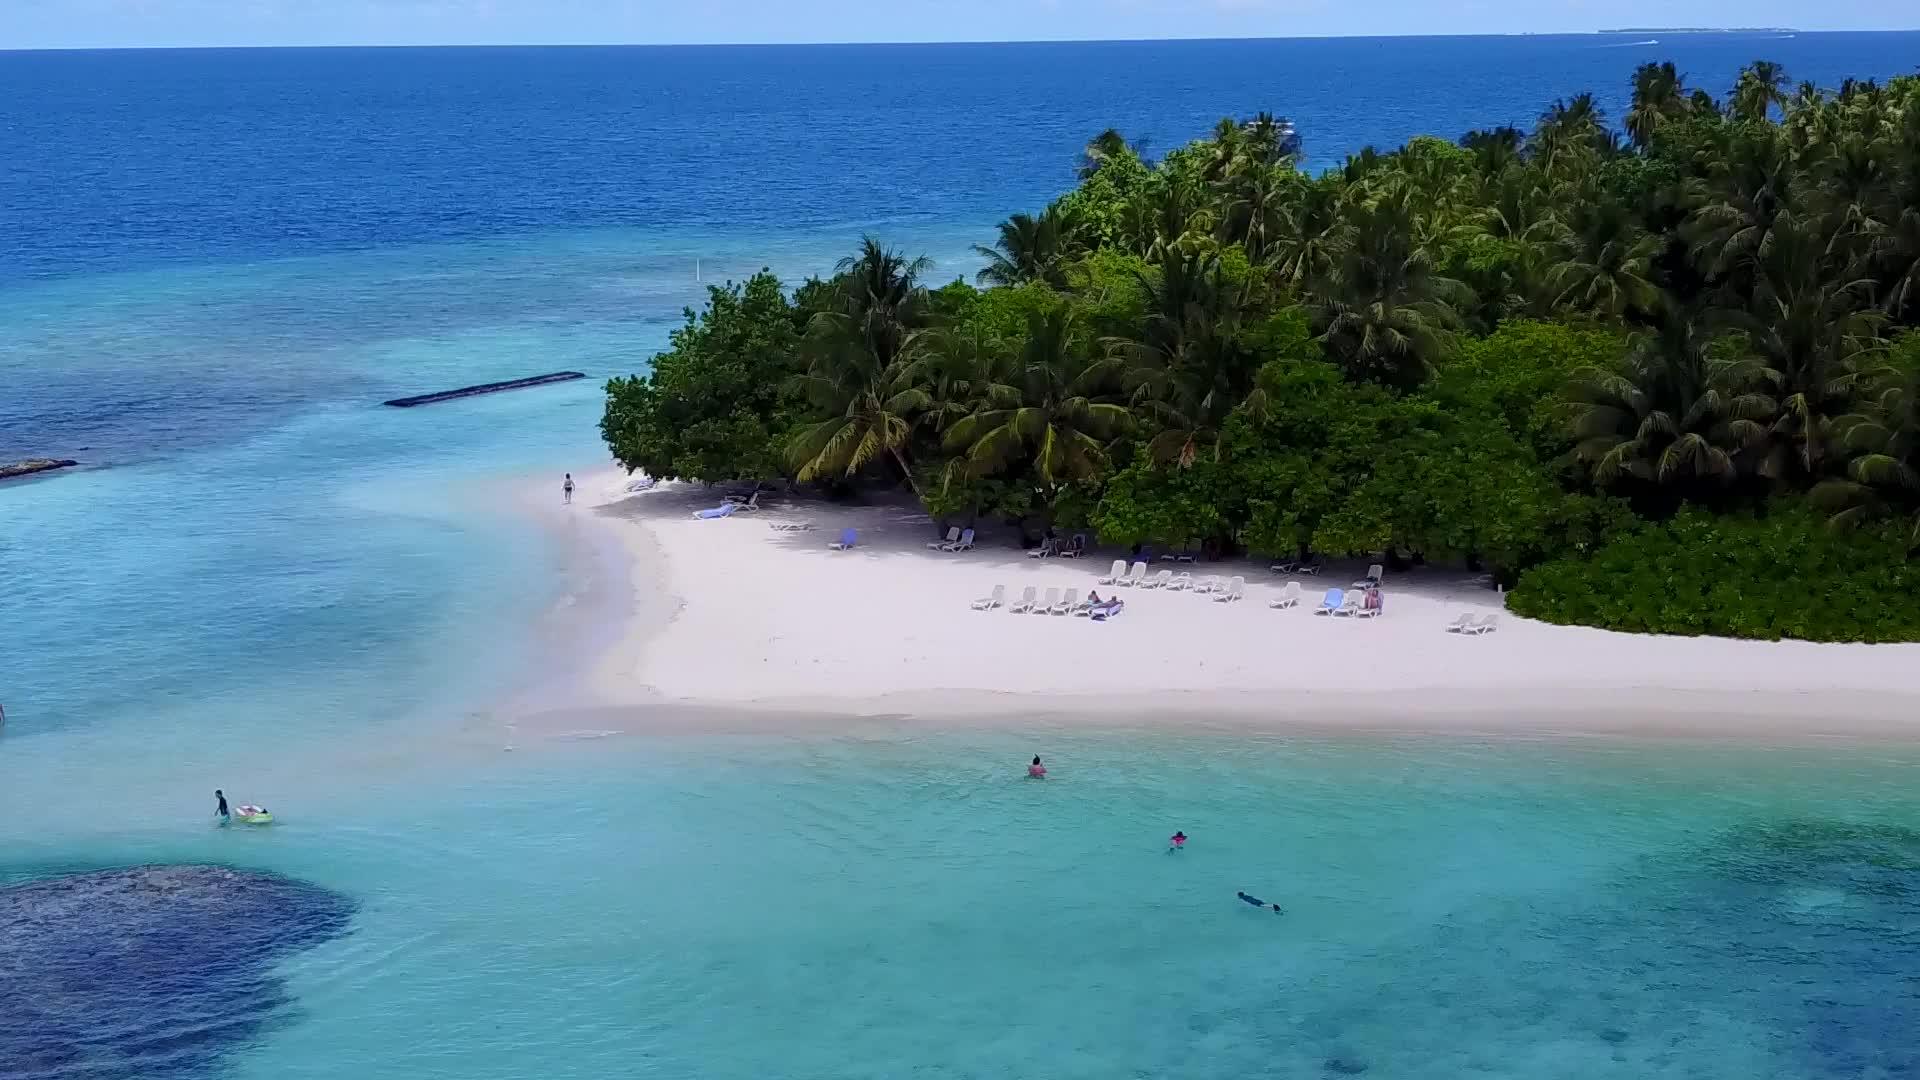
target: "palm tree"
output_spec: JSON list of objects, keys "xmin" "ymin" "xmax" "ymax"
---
[
  {"xmin": 1269, "ymin": 178, "xmax": 1351, "ymax": 289},
  {"xmin": 1569, "ymin": 304, "xmax": 1770, "ymax": 491},
  {"xmin": 942, "ymin": 306, "xmax": 1132, "ymax": 487},
  {"xmin": 1460, "ymin": 126, "xmax": 1525, "ymax": 177},
  {"xmin": 1242, "ymin": 112, "xmax": 1301, "ymax": 166},
  {"xmin": 1730, "ymin": 60, "xmax": 1790, "ymax": 123},
  {"xmin": 1308, "ymin": 189, "xmax": 1470, "ymax": 389},
  {"xmin": 786, "ymin": 239, "xmax": 934, "ymax": 495},
  {"xmin": 1625, "ymin": 61, "xmax": 1690, "ymax": 150},
  {"xmin": 1724, "ymin": 213, "xmax": 1884, "ymax": 484},
  {"xmin": 1108, "ymin": 252, "xmax": 1259, "ymax": 466},
  {"xmin": 1135, "ymin": 175, "xmax": 1212, "ymax": 264},
  {"xmin": 973, "ymin": 205, "xmax": 1083, "ymax": 287},
  {"xmin": 1217, "ymin": 163, "xmax": 1296, "ymax": 265},
  {"xmin": 1814, "ymin": 368, "xmax": 1920, "ymax": 547},
  {"xmin": 1078, "ymin": 128, "xmax": 1137, "ymax": 179},
  {"xmin": 1530, "ymin": 93, "xmax": 1611, "ymax": 176},
  {"xmin": 1687, "ymin": 124, "xmax": 1798, "ymax": 286},
  {"xmin": 1549, "ymin": 195, "xmax": 1660, "ymax": 319}
]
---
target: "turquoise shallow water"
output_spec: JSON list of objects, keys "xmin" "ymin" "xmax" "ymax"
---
[
  {"xmin": 7, "ymin": 727, "xmax": 1920, "ymax": 1079},
  {"xmin": 10, "ymin": 37, "xmax": 1920, "ymax": 1080}
]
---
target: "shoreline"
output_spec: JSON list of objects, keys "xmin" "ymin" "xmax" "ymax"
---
[{"xmin": 486, "ymin": 474, "xmax": 1920, "ymax": 743}]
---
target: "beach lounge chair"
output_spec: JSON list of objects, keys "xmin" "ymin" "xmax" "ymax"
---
[
  {"xmin": 1295, "ymin": 558, "xmax": 1323, "ymax": 576},
  {"xmin": 1008, "ymin": 585, "xmax": 1038, "ymax": 614},
  {"xmin": 1073, "ymin": 594, "xmax": 1098, "ymax": 616},
  {"xmin": 828, "ymin": 528, "xmax": 858, "ymax": 550},
  {"xmin": 943, "ymin": 528, "xmax": 976, "ymax": 552},
  {"xmin": 1058, "ymin": 535, "xmax": 1088, "ymax": 559},
  {"xmin": 1167, "ymin": 572, "xmax": 1194, "ymax": 591},
  {"xmin": 1051, "ymin": 588, "xmax": 1078, "ymax": 615},
  {"xmin": 1314, "ymin": 588, "xmax": 1344, "ymax": 615},
  {"xmin": 735, "ymin": 491, "xmax": 763, "ymax": 511},
  {"xmin": 1026, "ymin": 537, "xmax": 1057, "ymax": 558},
  {"xmin": 1213, "ymin": 575, "xmax": 1246, "ymax": 603},
  {"xmin": 1143, "ymin": 569, "xmax": 1173, "ymax": 589},
  {"xmin": 722, "ymin": 489, "xmax": 758, "ymax": 505},
  {"xmin": 693, "ymin": 502, "xmax": 738, "ymax": 520},
  {"xmin": 1099, "ymin": 559, "xmax": 1128, "ymax": 585},
  {"xmin": 1270, "ymin": 581, "xmax": 1303, "ymax": 609},
  {"xmin": 1089, "ymin": 598, "xmax": 1125, "ymax": 621},
  {"xmin": 1269, "ymin": 559, "xmax": 1297, "ymax": 574},
  {"xmin": 1467, "ymin": 613, "xmax": 1500, "ymax": 635},
  {"xmin": 1334, "ymin": 591, "xmax": 1363, "ymax": 617},
  {"xmin": 1033, "ymin": 587, "xmax": 1061, "ymax": 615},
  {"xmin": 928, "ymin": 527, "xmax": 961, "ymax": 550},
  {"xmin": 1193, "ymin": 574, "xmax": 1221, "ymax": 594},
  {"xmin": 972, "ymin": 584, "xmax": 1006, "ymax": 611},
  {"xmin": 1121, "ymin": 561, "xmax": 1148, "ymax": 587},
  {"xmin": 1355, "ymin": 591, "xmax": 1383, "ymax": 618},
  {"xmin": 1444, "ymin": 612, "xmax": 1474, "ymax": 633},
  {"xmin": 767, "ymin": 521, "xmax": 814, "ymax": 532},
  {"xmin": 1352, "ymin": 563, "xmax": 1384, "ymax": 589}
]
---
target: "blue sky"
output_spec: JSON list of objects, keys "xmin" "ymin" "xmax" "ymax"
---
[{"xmin": 5, "ymin": 0, "xmax": 1910, "ymax": 50}]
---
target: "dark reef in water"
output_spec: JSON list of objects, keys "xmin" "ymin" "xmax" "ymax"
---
[{"xmin": 0, "ymin": 864, "xmax": 355, "ymax": 1079}]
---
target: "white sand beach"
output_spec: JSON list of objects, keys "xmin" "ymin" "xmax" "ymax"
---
[{"xmin": 564, "ymin": 472, "xmax": 1920, "ymax": 735}]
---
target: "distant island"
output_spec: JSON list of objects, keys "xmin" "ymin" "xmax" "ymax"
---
[{"xmin": 1599, "ymin": 27, "xmax": 1798, "ymax": 34}]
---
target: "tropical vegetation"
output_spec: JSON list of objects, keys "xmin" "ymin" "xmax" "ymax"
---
[{"xmin": 603, "ymin": 64, "xmax": 1920, "ymax": 642}]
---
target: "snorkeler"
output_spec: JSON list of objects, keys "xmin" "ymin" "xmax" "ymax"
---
[
  {"xmin": 1169, "ymin": 831, "xmax": 1187, "ymax": 851},
  {"xmin": 1236, "ymin": 890, "xmax": 1283, "ymax": 914},
  {"xmin": 1027, "ymin": 756, "xmax": 1047, "ymax": 779}
]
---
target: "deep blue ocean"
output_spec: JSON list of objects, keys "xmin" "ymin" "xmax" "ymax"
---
[{"xmin": 5, "ymin": 34, "xmax": 1920, "ymax": 1080}]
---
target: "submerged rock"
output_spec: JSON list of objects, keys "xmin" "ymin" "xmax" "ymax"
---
[
  {"xmin": 0, "ymin": 458, "xmax": 79, "ymax": 481},
  {"xmin": 0, "ymin": 864, "xmax": 354, "ymax": 1079},
  {"xmin": 1325, "ymin": 1056, "xmax": 1370, "ymax": 1074}
]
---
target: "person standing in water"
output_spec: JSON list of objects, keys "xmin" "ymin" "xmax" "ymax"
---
[
  {"xmin": 214, "ymin": 789, "xmax": 230, "ymax": 823},
  {"xmin": 1169, "ymin": 831, "xmax": 1187, "ymax": 852},
  {"xmin": 562, "ymin": 473, "xmax": 575, "ymax": 504},
  {"xmin": 1027, "ymin": 756, "xmax": 1046, "ymax": 779}
]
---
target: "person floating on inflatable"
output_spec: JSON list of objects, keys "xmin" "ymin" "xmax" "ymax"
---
[
  {"xmin": 1027, "ymin": 755, "xmax": 1047, "ymax": 779},
  {"xmin": 1169, "ymin": 831, "xmax": 1187, "ymax": 852}
]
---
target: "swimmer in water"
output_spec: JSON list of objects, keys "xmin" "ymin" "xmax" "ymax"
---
[
  {"xmin": 1237, "ymin": 890, "xmax": 1283, "ymax": 914},
  {"xmin": 215, "ymin": 789, "xmax": 230, "ymax": 823},
  {"xmin": 1169, "ymin": 831, "xmax": 1187, "ymax": 852},
  {"xmin": 1027, "ymin": 755, "xmax": 1046, "ymax": 779}
]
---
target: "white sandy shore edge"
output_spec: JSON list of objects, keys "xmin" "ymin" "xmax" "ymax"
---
[{"xmin": 558, "ymin": 471, "xmax": 1920, "ymax": 737}]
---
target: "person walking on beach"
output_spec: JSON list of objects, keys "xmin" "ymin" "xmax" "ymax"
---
[
  {"xmin": 562, "ymin": 473, "xmax": 575, "ymax": 504},
  {"xmin": 214, "ymin": 789, "xmax": 230, "ymax": 824}
]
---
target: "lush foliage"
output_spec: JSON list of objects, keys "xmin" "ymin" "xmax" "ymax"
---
[
  {"xmin": 1510, "ymin": 506, "xmax": 1920, "ymax": 642},
  {"xmin": 604, "ymin": 65, "xmax": 1920, "ymax": 640}
]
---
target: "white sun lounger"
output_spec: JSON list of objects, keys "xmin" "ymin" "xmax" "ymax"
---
[
  {"xmin": 1033, "ymin": 586, "xmax": 1061, "ymax": 615},
  {"xmin": 1270, "ymin": 581, "xmax": 1303, "ymax": 609},
  {"xmin": 1099, "ymin": 559, "xmax": 1127, "ymax": 585},
  {"xmin": 1334, "ymin": 591, "xmax": 1363, "ymax": 616},
  {"xmin": 1167, "ymin": 572, "xmax": 1194, "ymax": 591},
  {"xmin": 1212, "ymin": 575, "xmax": 1246, "ymax": 603},
  {"xmin": 1143, "ymin": 569, "xmax": 1172, "ymax": 589},
  {"xmin": 1353, "ymin": 563, "xmax": 1384, "ymax": 589},
  {"xmin": 1355, "ymin": 595, "xmax": 1383, "ymax": 618},
  {"xmin": 928, "ymin": 527, "xmax": 961, "ymax": 549},
  {"xmin": 1445, "ymin": 612, "xmax": 1474, "ymax": 633},
  {"xmin": 1466, "ymin": 613, "xmax": 1500, "ymax": 635},
  {"xmin": 767, "ymin": 521, "xmax": 814, "ymax": 532},
  {"xmin": 1051, "ymin": 588, "xmax": 1078, "ymax": 615},
  {"xmin": 1121, "ymin": 561, "xmax": 1148, "ymax": 587},
  {"xmin": 1194, "ymin": 575, "xmax": 1222, "ymax": 594},
  {"xmin": 972, "ymin": 584, "xmax": 1005, "ymax": 611},
  {"xmin": 942, "ymin": 527, "xmax": 976, "ymax": 552},
  {"xmin": 1008, "ymin": 585, "xmax": 1038, "ymax": 614}
]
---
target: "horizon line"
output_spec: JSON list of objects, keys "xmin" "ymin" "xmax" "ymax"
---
[{"xmin": 12, "ymin": 27, "xmax": 1920, "ymax": 55}]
